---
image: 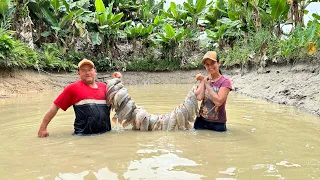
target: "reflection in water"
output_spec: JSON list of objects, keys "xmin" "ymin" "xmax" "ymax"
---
[
  {"xmin": 219, "ymin": 167, "xmax": 236, "ymax": 175},
  {"xmin": 54, "ymin": 167, "xmax": 118, "ymax": 180},
  {"xmin": 123, "ymin": 153, "xmax": 203, "ymax": 180},
  {"xmin": 0, "ymin": 84, "xmax": 320, "ymax": 180},
  {"xmin": 52, "ymin": 152, "xmax": 202, "ymax": 180}
]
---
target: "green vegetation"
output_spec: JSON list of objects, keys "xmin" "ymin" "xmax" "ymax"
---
[{"xmin": 0, "ymin": 0, "xmax": 319, "ymax": 72}]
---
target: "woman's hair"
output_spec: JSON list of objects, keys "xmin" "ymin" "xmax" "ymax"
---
[{"xmin": 217, "ymin": 55, "xmax": 222, "ymax": 74}]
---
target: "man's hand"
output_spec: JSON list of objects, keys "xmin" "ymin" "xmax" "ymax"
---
[
  {"xmin": 37, "ymin": 103, "xmax": 59, "ymax": 138},
  {"xmin": 38, "ymin": 128, "xmax": 49, "ymax": 137},
  {"xmin": 112, "ymin": 72, "xmax": 123, "ymax": 79}
]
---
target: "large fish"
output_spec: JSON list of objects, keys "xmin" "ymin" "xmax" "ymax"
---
[
  {"xmin": 187, "ymin": 91, "xmax": 198, "ymax": 107},
  {"xmin": 122, "ymin": 106, "xmax": 140, "ymax": 128},
  {"xmin": 183, "ymin": 97, "xmax": 196, "ymax": 122},
  {"xmin": 179, "ymin": 104, "xmax": 189, "ymax": 123},
  {"xmin": 135, "ymin": 108, "xmax": 147, "ymax": 130},
  {"xmin": 167, "ymin": 110, "xmax": 177, "ymax": 130},
  {"xmin": 140, "ymin": 114, "xmax": 150, "ymax": 131},
  {"xmin": 149, "ymin": 114, "xmax": 159, "ymax": 131},
  {"xmin": 175, "ymin": 107, "xmax": 185, "ymax": 130},
  {"xmin": 113, "ymin": 88, "xmax": 128, "ymax": 109},
  {"xmin": 107, "ymin": 82, "xmax": 123, "ymax": 95},
  {"xmin": 106, "ymin": 83, "xmax": 124, "ymax": 105},
  {"xmin": 106, "ymin": 78, "xmax": 121, "ymax": 88},
  {"xmin": 116, "ymin": 99, "xmax": 135, "ymax": 121},
  {"xmin": 152, "ymin": 114, "xmax": 165, "ymax": 131},
  {"xmin": 160, "ymin": 114, "xmax": 170, "ymax": 131},
  {"xmin": 186, "ymin": 91, "xmax": 199, "ymax": 117}
]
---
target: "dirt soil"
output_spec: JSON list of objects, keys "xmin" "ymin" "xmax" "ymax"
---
[{"xmin": 1, "ymin": 63, "xmax": 319, "ymax": 116}]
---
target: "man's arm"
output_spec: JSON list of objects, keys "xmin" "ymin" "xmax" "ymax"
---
[{"xmin": 38, "ymin": 103, "xmax": 60, "ymax": 138}]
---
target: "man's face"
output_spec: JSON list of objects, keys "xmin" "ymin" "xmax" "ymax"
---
[{"xmin": 78, "ymin": 64, "xmax": 96, "ymax": 85}]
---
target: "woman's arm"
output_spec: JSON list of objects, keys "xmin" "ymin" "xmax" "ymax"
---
[
  {"xmin": 204, "ymin": 81, "xmax": 230, "ymax": 107},
  {"xmin": 194, "ymin": 74, "xmax": 208, "ymax": 101},
  {"xmin": 194, "ymin": 79, "xmax": 205, "ymax": 101}
]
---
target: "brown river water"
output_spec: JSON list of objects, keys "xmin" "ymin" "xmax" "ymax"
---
[{"xmin": 0, "ymin": 84, "xmax": 319, "ymax": 180}]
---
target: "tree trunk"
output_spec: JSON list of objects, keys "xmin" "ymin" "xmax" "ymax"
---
[
  {"xmin": 193, "ymin": 17, "xmax": 198, "ymax": 30},
  {"xmin": 13, "ymin": 0, "xmax": 34, "ymax": 49},
  {"xmin": 253, "ymin": 6, "xmax": 261, "ymax": 29},
  {"xmin": 218, "ymin": 41, "xmax": 224, "ymax": 51},
  {"xmin": 243, "ymin": 31, "xmax": 247, "ymax": 41},
  {"xmin": 292, "ymin": 0, "xmax": 299, "ymax": 27},
  {"xmin": 299, "ymin": 5, "xmax": 305, "ymax": 27},
  {"xmin": 110, "ymin": 41, "xmax": 120, "ymax": 60},
  {"xmin": 277, "ymin": 22, "xmax": 282, "ymax": 37}
]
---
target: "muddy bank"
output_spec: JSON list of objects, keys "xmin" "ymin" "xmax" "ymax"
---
[
  {"xmin": 0, "ymin": 63, "xmax": 319, "ymax": 116},
  {"xmin": 229, "ymin": 64, "xmax": 320, "ymax": 116}
]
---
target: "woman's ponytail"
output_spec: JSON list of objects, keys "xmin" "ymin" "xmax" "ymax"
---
[{"xmin": 217, "ymin": 55, "xmax": 222, "ymax": 75}]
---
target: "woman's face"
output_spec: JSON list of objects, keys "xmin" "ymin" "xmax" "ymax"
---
[{"xmin": 204, "ymin": 59, "xmax": 220, "ymax": 74}]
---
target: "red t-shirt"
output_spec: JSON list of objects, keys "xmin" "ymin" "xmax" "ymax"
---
[
  {"xmin": 54, "ymin": 80, "xmax": 107, "ymax": 111},
  {"xmin": 54, "ymin": 80, "xmax": 111, "ymax": 135}
]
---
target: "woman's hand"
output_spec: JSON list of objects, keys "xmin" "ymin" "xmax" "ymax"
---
[
  {"xmin": 195, "ymin": 73, "xmax": 205, "ymax": 81},
  {"xmin": 194, "ymin": 74, "xmax": 207, "ymax": 101},
  {"xmin": 204, "ymin": 76, "xmax": 211, "ymax": 86}
]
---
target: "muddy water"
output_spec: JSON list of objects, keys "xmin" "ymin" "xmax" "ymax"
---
[{"xmin": 0, "ymin": 84, "xmax": 319, "ymax": 180}]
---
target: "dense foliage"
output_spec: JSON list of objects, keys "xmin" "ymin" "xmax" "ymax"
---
[{"xmin": 0, "ymin": 0, "xmax": 319, "ymax": 71}]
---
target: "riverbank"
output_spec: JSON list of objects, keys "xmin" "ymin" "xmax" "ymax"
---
[{"xmin": 0, "ymin": 63, "xmax": 319, "ymax": 116}]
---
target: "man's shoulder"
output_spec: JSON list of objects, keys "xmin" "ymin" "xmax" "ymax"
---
[
  {"xmin": 63, "ymin": 80, "xmax": 82, "ymax": 91},
  {"xmin": 65, "ymin": 80, "xmax": 81, "ymax": 87},
  {"xmin": 97, "ymin": 82, "xmax": 107, "ymax": 87}
]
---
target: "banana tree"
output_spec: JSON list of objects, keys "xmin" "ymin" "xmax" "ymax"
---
[
  {"xmin": 28, "ymin": 0, "xmax": 88, "ymax": 50},
  {"xmin": 136, "ymin": 0, "xmax": 164, "ymax": 25},
  {"xmin": 162, "ymin": 2, "xmax": 188, "ymax": 27},
  {"xmin": 288, "ymin": 0, "xmax": 318, "ymax": 28},
  {"xmin": 183, "ymin": 0, "xmax": 209, "ymax": 29},
  {"xmin": 247, "ymin": 0, "xmax": 262, "ymax": 29},
  {"xmin": 0, "ymin": 0, "xmax": 14, "ymax": 29},
  {"xmin": 205, "ymin": 0, "xmax": 227, "ymax": 28},
  {"xmin": 269, "ymin": 0, "xmax": 290, "ymax": 36},
  {"xmin": 125, "ymin": 23, "xmax": 153, "ymax": 53},
  {"xmin": 114, "ymin": 0, "xmax": 140, "ymax": 22},
  {"xmin": 0, "ymin": 0, "xmax": 9, "ymax": 17},
  {"xmin": 228, "ymin": 0, "xmax": 265, "ymax": 30},
  {"xmin": 154, "ymin": 24, "xmax": 185, "ymax": 62},
  {"xmin": 92, "ymin": 0, "xmax": 131, "ymax": 59},
  {"xmin": 152, "ymin": 14, "xmax": 165, "ymax": 32},
  {"xmin": 206, "ymin": 17, "xmax": 243, "ymax": 50}
]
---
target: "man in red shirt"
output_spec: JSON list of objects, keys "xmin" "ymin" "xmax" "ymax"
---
[{"xmin": 38, "ymin": 59, "xmax": 111, "ymax": 137}]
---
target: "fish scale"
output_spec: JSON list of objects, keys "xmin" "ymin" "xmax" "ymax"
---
[
  {"xmin": 167, "ymin": 110, "xmax": 177, "ymax": 130},
  {"xmin": 175, "ymin": 107, "xmax": 185, "ymax": 130},
  {"xmin": 183, "ymin": 97, "xmax": 196, "ymax": 122}
]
